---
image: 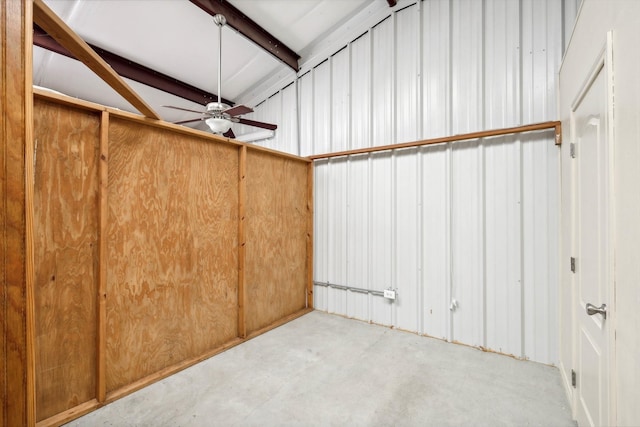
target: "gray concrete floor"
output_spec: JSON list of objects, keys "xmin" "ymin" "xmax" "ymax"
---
[{"xmin": 66, "ymin": 311, "xmax": 575, "ymax": 427}]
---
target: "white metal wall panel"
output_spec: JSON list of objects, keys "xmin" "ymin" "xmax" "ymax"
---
[
  {"xmin": 395, "ymin": 6, "xmax": 420, "ymax": 143},
  {"xmin": 331, "ymin": 48, "xmax": 350, "ymax": 152},
  {"xmin": 395, "ymin": 149, "xmax": 420, "ymax": 332},
  {"xmin": 313, "ymin": 161, "xmax": 330, "ymax": 312},
  {"xmin": 521, "ymin": 0, "xmax": 562, "ymax": 124},
  {"xmin": 422, "ymin": 0, "xmax": 450, "ymax": 138},
  {"xmin": 562, "ymin": 0, "xmax": 582, "ymax": 53},
  {"xmin": 279, "ymin": 83, "xmax": 298, "ymax": 155},
  {"xmin": 371, "ymin": 17, "xmax": 394, "ymax": 147},
  {"xmin": 450, "ymin": 141, "xmax": 484, "ymax": 347},
  {"xmin": 258, "ymin": 93, "xmax": 282, "ymax": 151},
  {"xmin": 522, "ymin": 137, "xmax": 559, "ymax": 364},
  {"xmin": 370, "ymin": 153, "xmax": 394, "ymax": 326},
  {"xmin": 484, "ymin": 0, "xmax": 520, "ymax": 128},
  {"xmin": 451, "ymin": 0, "xmax": 483, "ymax": 134},
  {"xmin": 248, "ymin": 0, "xmax": 566, "ymax": 365},
  {"xmin": 483, "ymin": 0, "xmax": 523, "ymax": 357},
  {"xmin": 350, "ymin": 34, "xmax": 371, "ymax": 150},
  {"xmin": 299, "ymin": 72, "xmax": 314, "ymax": 157},
  {"xmin": 484, "ymin": 137, "xmax": 522, "ymax": 357},
  {"xmin": 421, "ymin": 145, "xmax": 450, "ymax": 341},
  {"xmin": 346, "ymin": 156, "xmax": 370, "ymax": 321},
  {"xmin": 313, "ymin": 61, "xmax": 332, "ymax": 154},
  {"xmin": 327, "ymin": 158, "xmax": 348, "ymax": 314}
]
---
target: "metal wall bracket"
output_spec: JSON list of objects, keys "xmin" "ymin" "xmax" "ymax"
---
[{"xmin": 571, "ymin": 257, "xmax": 576, "ymax": 273}]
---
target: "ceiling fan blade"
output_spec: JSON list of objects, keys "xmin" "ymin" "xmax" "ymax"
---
[
  {"xmin": 237, "ymin": 118, "xmax": 277, "ymax": 131},
  {"xmin": 223, "ymin": 128, "xmax": 236, "ymax": 139},
  {"xmin": 224, "ymin": 104, "xmax": 253, "ymax": 117},
  {"xmin": 162, "ymin": 105, "xmax": 207, "ymax": 114},
  {"xmin": 173, "ymin": 118, "xmax": 207, "ymax": 125}
]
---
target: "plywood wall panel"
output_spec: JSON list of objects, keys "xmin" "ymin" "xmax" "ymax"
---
[
  {"xmin": 33, "ymin": 99, "xmax": 100, "ymax": 420},
  {"xmin": 105, "ymin": 119, "xmax": 239, "ymax": 392},
  {"xmin": 245, "ymin": 151, "xmax": 308, "ymax": 333}
]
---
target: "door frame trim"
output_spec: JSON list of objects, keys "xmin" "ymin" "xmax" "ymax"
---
[{"xmin": 569, "ymin": 31, "xmax": 616, "ymax": 426}]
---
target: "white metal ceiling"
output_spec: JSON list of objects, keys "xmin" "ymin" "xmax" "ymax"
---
[{"xmin": 34, "ymin": 0, "xmax": 374, "ymax": 132}]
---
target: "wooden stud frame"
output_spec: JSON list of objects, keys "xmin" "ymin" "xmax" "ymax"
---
[
  {"xmin": 31, "ymin": 90, "xmax": 312, "ymax": 427},
  {"xmin": 2, "ymin": 0, "xmax": 36, "ymax": 425},
  {"xmin": 97, "ymin": 111, "xmax": 109, "ymax": 404},
  {"xmin": 238, "ymin": 146, "xmax": 247, "ymax": 338}
]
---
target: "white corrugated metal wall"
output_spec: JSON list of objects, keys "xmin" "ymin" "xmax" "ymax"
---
[{"xmin": 245, "ymin": 0, "xmax": 576, "ymax": 365}]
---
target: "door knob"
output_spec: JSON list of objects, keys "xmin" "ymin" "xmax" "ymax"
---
[{"xmin": 586, "ymin": 303, "xmax": 607, "ymax": 319}]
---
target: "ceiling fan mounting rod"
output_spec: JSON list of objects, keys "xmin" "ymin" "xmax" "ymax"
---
[{"xmin": 213, "ymin": 14, "xmax": 226, "ymax": 107}]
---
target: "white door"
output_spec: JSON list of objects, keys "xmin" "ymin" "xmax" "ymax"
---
[{"xmin": 572, "ymin": 50, "xmax": 612, "ymax": 427}]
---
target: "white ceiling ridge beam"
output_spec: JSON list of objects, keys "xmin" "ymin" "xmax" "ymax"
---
[
  {"xmin": 235, "ymin": 0, "xmax": 416, "ymax": 108},
  {"xmin": 32, "ymin": 0, "xmax": 162, "ymax": 120}
]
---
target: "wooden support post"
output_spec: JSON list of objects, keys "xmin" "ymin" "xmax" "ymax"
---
[
  {"xmin": 306, "ymin": 162, "xmax": 314, "ymax": 308},
  {"xmin": 1, "ymin": 0, "xmax": 36, "ymax": 425},
  {"xmin": 96, "ymin": 111, "xmax": 109, "ymax": 403},
  {"xmin": 237, "ymin": 146, "xmax": 247, "ymax": 338}
]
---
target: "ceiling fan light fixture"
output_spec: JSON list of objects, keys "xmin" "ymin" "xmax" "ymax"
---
[{"xmin": 205, "ymin": 117, "xmax": 232, "ymax": 134}]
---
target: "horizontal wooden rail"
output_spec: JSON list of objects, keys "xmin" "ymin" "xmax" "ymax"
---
[
  {"xmin": 33, "ymin": 88, "xmax": 312, "ymax": 164},
  {"xmin": 308, "ymin": 121, "xmax": 562, "ymax": 160}
]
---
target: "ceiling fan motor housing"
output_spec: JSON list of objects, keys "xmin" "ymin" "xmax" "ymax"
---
[{"xmin": 206, "ymin": 101, "xmax": 230, "ymax": 116}]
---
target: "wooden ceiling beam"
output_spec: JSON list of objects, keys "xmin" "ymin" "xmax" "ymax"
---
[
  {"xmin": 189, "ymin": 0, "xmax": 300, "ymax": 71},
  {"xmin": 33, "ymin": 0, "xmax": 162, "ymax": 120},
  {"xmin": 33, "ymin": 25, "xmax": 232, "ymax": 107}
]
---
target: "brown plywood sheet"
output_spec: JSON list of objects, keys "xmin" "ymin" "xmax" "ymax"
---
[
  {"xmin": 245, "ymin": 151, "xmax": 308, "ymax": 333},
  {"xmin": 33, "ymin": 99, "xmax": 100, "ymax": 420},
  {"xmin": 105, "ymin": 119, "xmax": 239, "ymax": 392}
]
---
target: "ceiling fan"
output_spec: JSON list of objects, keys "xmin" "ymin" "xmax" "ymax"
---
[{"xmin": 163, "ymin": 14, "xmax": 277, "ymax": 139}]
